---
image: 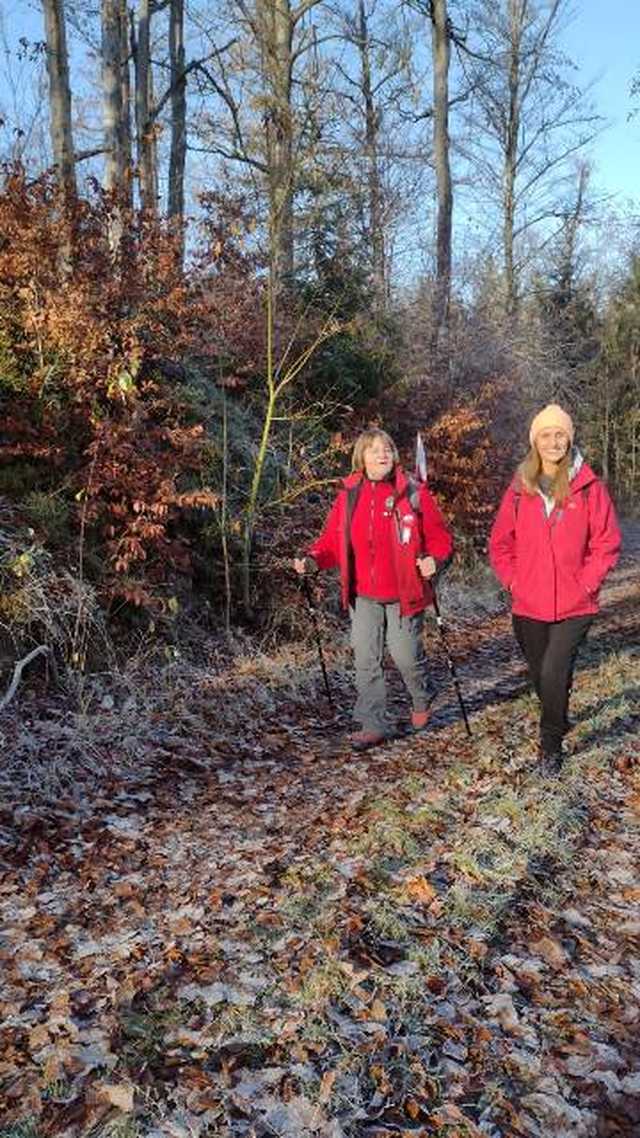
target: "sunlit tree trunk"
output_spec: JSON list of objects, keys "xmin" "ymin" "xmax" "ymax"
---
[
  {"xmin": 168, "ymin": 0, "xmax": 187, "ymax": 230},
  {"xmin": 102, "ymin": 0, "xmax": 128, "ymax": 201},
  {"xmin": 257, "ymin": 0, "xmax": 295, "ymax": 297},
  {"xmin": 356, "ymin": 0, "xmax": 386, "ymax": 310},
  {"xmin": 430, "ymin": 0, "xmax": 452, "ymax": 366},
  {"xmin": 502, "ymin": 0, "xmax": 523, "ymax": 317},
  {"xmin": 120, "ymin": 0, "xmax": 133, "ymax": 178},
  {"xmin": 134, "ymin": 0, "xmax": 157, "ymax": 210},
  {"xmin": 42, "ymin": 0, "xmax": 77, "ymax": 207}
]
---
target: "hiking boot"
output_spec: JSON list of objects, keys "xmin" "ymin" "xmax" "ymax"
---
[
  {"xmin": 411, "ymin": 708, "xmax": 432, "ymax": 734},
  {"xmin": 350, "ymin": 729, "xmax": 386, "ymax": 752}
]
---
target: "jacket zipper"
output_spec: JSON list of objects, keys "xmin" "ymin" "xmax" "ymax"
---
[
  {"xmin": 547, "ymin": 504, "xmax": 561, "ymax": 620},
  {"xmin": 369, "ymin": 489, "xmax": 376, "ymax": 591}
]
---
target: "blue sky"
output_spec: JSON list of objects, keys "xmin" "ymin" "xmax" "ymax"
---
[{"xmin": 559, "ymin": 0, "xmax": 639, "ymax": 206}]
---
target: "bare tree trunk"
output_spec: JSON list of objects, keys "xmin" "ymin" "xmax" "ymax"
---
[
  {"xmin": 133, "ymin": 0, "xmax": 157, "ymax": 210},
  {"xmin": 102, "ymin": 0, "xmax": 128, "ymax": 214},
  {"xmin": 602, "ymin": 386, "xmax": 610, "ymax": 482},
  {"xmin": 42, "ymin": 0, "xmax": 76, "ymax": 202},
  {"xmin": 558, "ymin": 162, "xmax": 588, "ymax": 297},
  {"xmin": 120, "ymin": 0, "xmax": 133, "ymax": 178},
  {"xmin": 356, "ymin": 0, "xmax": 386, "ymax": 311},
  {"xmin": 628, "ymin": 411, "xmax": 633, "ymax": 496},
  {"xmin": 430, "ymin": 0, "xmax": 452, "ymax": 368},
  {"xmin": 148, "ymin": 54, "xmax": 159, "ymax": 209},
  {"xmin": 257, "ymin": 0, "xmax": 296, "ymax": 298},
  {"xmin": 168, "ymin": 0, "xmax": 187, "ymax": 230},
  {"xmin": 503, "ymin": 0, "xmax": 523, "ymax": 317}
]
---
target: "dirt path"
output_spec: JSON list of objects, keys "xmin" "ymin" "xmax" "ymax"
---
[{"xmin": 1, "ymin": 527, "xmax": 639, "ymax": 1137}]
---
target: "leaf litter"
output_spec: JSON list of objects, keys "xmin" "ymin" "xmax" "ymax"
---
[{"xmin": 1, "ymin": 528, "xmax": 639, "ymax": 1137}]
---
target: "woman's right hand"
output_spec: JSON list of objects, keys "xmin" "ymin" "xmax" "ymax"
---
[{"xmin": 293, "ymin": 557, "xmax": 307, "ymax": 576}]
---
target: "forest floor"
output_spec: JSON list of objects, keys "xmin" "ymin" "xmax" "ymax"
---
[{"xmin": 1, "ymin": 527, "xmax": 639, "ymax": 1138}]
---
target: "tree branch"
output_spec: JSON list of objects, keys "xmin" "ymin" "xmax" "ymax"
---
[
  {"xmin": 149, "ymin": 41, "xmax": 237, "ymax": 125},
  {"xmin": 74, "ymin": 146, "xmax": 108, "ymax": 163},
  {"xmin": 0, "ymin": 646, "xmax": 51, "ymax": 713},
  {"xmin": 291, "ymin": 0, "xmax": 323, "ymax": 27}
]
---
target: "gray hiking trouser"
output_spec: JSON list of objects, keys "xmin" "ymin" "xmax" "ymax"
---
[{"xmin": 350, "ymin": 596, "xmax": 434, "ymax": 734}]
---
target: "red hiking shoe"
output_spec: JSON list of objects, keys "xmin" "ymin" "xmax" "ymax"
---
[
  {"xmin": 411, "ymin": 708, "xmax": 432, "ymax": 734},
  {"xmin": 350, "ymin": 729, "xmax": 387, "ymax": 752}
]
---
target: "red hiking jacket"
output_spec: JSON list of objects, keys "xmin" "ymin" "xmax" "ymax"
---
[
  {"xmin": 489, "ymin": 461, "xmax": 621, "ymax": 622},
  {"xmin": 308, "ymin": 467, "xmax": 453, "ymax": 616}
]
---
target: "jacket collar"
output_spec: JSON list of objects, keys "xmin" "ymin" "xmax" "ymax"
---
[
  {"xmin": 343, "ymin": 466, "xmax": 410, "ymax": 493},
  {"xmin": 569, "ymin": 447, "xmax": 584, "ymax": 483},
  {"xmin": 570, "ymin": 451, "xmax": 598, "ymax": 491}
]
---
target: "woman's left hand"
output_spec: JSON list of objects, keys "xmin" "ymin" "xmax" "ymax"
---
[{"xmin": 417, "ymin": 555, "xmax": 436, "ymax": 579}]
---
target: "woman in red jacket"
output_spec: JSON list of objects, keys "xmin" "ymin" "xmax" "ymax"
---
[
  {"xmin": 294, "ymin": 429, "xmax": 453, "ymax": 750},
  {"xmin": 489, "ymin": 404, "xmax": 621, "ymax": 772}
]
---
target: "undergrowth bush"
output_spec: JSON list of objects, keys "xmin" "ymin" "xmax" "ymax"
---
[
  {"xmin": 0, "ymin": 501, "xmax": 109, "ymax": 683},
  {"xmin": 0, "ymin": 167, "xmax": 262, "ymax": 614},
  {"xmin": 0, "ymin": 165, "xmax": 518, "ymax": 660}
]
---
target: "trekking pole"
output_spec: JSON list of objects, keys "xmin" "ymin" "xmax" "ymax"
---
[
  {"xmin": 431, "ymin": 589, "xmax": 472, "ymax": 737},
  {"xmin": 415, "ymin": 432, "xmax": 472, "ymax": 738},
  {"xmin": 300, "ymin": 574, "xmax": 334, "ymax": 709}
]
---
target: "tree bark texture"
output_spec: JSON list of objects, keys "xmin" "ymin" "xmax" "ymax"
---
[
  {"xmin": 102, "ymin": 0, "xmax": 128, "ymax": 199},
  {"xmin": 42, "ymin": 0, "xmax": 77, "ymax": 204},
  {"xmin": 257, "ymin": 0, "xmax": 295, "ymax": 295},
  {"xmin": 120, "ymin": 0, "xmax": 133, "ymax": 178},
  {"xmin": 502, "ymin": 0, "xmax": 526, "ymax": 316},
  {"xmin": 430, "ymin": 0, "xmax": 452, "ymax": 364},
  {"xmin": 134, "ymin": 0, "xmax": 157, "ymax": 210},
  {"xmin": 168, "ymin": 0, "xmax": 187, "ymax": 225},
  {"xmin": 356, "ymin": 0, "xmax": 387, "ymax": 311}
]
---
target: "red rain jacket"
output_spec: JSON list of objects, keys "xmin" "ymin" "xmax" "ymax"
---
[
  {"xmin": 489, "ymin": 461, "xmax": 621, "ymax": 622},
  {"xmin": 308, "ymin": 467, "xmax": 453, "ymax": 616}
]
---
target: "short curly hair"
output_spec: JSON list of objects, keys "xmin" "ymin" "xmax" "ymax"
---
[{"xmin": 351, "ymin": 429, "xmax": 399, "ymax": 472}]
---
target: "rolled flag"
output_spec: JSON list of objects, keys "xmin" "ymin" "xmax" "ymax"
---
[{"xmin": 415, "ymin": 431, "xmax": 427, "ymax": 484}]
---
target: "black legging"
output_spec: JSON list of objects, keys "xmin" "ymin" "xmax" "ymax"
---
[{"xmin": 512, "ymin": 614, "xmax": 593, "ymax": 755}]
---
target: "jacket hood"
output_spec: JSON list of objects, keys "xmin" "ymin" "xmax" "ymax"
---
[
  {"xmin": 570, "ymin": 453, "xmax": 598, "ymax": 492},
  {"xmin": 569, "ymin": 447, "xmax": 584, "ymax": 482}
]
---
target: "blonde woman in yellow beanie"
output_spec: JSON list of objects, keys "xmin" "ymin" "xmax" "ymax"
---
[{"xmin": 489, "ymin": 404, "xmax": 621, "ymax": 772}]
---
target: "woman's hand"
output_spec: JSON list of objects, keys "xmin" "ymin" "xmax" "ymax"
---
[
  {"xmin": 417, "ymin": 555, "xmax": 437, "ymax": 579},
  {"xmin": 293, "ymin": 557, "xmax": 308, "ymax": 575}
]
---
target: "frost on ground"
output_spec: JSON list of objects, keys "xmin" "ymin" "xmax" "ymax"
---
[{"xmin": 0, "ymin": 528, "xmax": 639, "ymax": 1137}]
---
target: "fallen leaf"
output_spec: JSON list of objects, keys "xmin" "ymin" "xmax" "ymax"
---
[
  {"xmin": 319, "ymin": 1068, "xmax": 337, "ymax": 1101},
  {"xmin": 95, "ymin": 1082, "xmax": 134, "ymax": 1112},
  {"xmin": 28, "ymin": 1023, "xmax": 51, "ymax": 1053},
  {"xmin": 483, "ymin": 993, "xmax": 521, "ymax": 1033},
  {"xmin": 402, "ymin": 874, "xmax": 437, "ymax": 904},
  {"xmin": 405, "ymin": 1096, "xmax": 420, "ymax": 1119},
  {"xmin": 369, "ymin": 998, "xmax": 387, "ymax": 1021},
  {"xmin": 530, "ymin": 936, "xmax": 567, "ymax": 969}
]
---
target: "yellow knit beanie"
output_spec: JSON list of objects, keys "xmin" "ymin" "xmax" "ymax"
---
[{"xmin": 529, "ymin": 404, "xmax": 574, "ymax": 447}]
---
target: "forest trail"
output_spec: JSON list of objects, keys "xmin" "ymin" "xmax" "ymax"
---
[{"xmin": 1, "ymin": 527, "xmax": 639, "ymax": 1137}]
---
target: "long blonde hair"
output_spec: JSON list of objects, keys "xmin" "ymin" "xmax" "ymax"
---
[
  {"xmin": 352, "ymin": 429, "xmax": 399, "ymax": 472},
  {"xmin": 517, "ymin": 447, "xmax": 571, "ymax": 505}
]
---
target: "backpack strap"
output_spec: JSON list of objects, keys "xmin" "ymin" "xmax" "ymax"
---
[{"xmin": 405, "ymin": 475, "xmax": 422, "ymax": 513}]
